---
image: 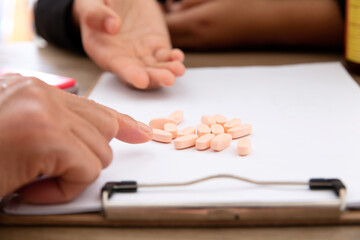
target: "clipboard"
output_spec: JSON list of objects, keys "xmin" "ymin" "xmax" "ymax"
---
[
  {"xmin": 89, "ymin": 63, "xmax": 360, "ymax": 225},
  {"xmin": 101, "ymin": 175, "xmax": 347, "ymax": 222},
  {"xmin": 2, "ymin": 62, "xmax": 360, "ymax": 227},
  {"xmin": 2, "ymin": 176, "xmax": 360, "ymax": 227}
]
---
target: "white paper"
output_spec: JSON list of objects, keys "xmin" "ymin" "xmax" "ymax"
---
[{"xmin": 5, "ymin": 62, "xmax": 360, "ymax": 215}]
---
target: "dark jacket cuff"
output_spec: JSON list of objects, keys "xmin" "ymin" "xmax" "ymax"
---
[{"xmin": 34, "ymin": 0, "xmax": 84, "ymax": 53}]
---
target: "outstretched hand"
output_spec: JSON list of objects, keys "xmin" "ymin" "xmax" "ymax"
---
[
  {"xmin": 73, "ymin": 0, "xmax": 186, "ymax": 90},
  {"xmin": 0, "ymin": 74, "xmax": 152, "ymax": 204}
]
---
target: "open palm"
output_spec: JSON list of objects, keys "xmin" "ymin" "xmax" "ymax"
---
[{"xmin": 78, "ymin": 0, "xmax": 185, "ymax": 89}]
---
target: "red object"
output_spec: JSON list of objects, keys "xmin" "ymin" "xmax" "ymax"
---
[{"xmin": 0, "ymin": 68, "xmax": 76, "ymax": 89}]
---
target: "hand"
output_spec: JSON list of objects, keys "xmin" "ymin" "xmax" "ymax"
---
[
  {"xmin": 165, "ymin": 0, "xmax": 344, "ymax": 49},
  {"xmin": 73, "ymin": 0, "xmax": 186, "ymax": 90},
  {"xmin": 0, "ymin": 74, "xmax": 152, "ymax": 204},
  {"xmin": 165, "ymin": 0, "xmax": 260, "ymax": 50}
]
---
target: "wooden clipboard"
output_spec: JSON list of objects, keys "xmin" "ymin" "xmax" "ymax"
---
[
  {"xmin": 2, "ymin": 175, "xmax": 360, "ymax": 227},
  {"xmin": 2, "ymin": 64, "xmax": 360, "ymax": 227},
  {"xmin": 1, "ymin": 210, "xmax": 360, "ymax": 227}
]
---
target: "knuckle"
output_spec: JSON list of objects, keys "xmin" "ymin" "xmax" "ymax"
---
[
  {"xmin": 60, "ymin": 186, "xmax": 82, "ymax": 202},
  {"xmin": 189, "ymin": 17, "xmax": 216, "ymax": 47},
  {"xmin": 16, "ymin": 79, "xmax": 48, "ymax": 101},
  {"xmin": 81, "ymin": 98, "xmax": 119, "ymax": 141},
  {"xmin": 96, "ymin": 108, "xmax": 119, "ymax": 141},
  {"xmin": 5, "ymin": 88, "xmax": 61, "ymax": 147},
  {"xmin": 105, "ymin": 116, "xmax": 119, "ymax": 140},
  {"xmin": 16, "ymin": 101, "xmax": 51, "ymax": 127},
  {"xmin": 88, "ymin": 162, "xmax": 102, "ymax": 183},
  {"xmin": 101, "ymin": 145, "xmax": 113, "ymax": 168},
  {"xmin": 62, "ymin": 193, "xmax": 76, "ymax": 202},
  {"xmin": 19, "ymin": 76, "xmax": 45, "ymax": 88}
]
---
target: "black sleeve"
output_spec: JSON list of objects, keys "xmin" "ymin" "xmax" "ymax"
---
[{"xmin": 34, "ymin": 0, "xmax": 84, "ymax": 53}]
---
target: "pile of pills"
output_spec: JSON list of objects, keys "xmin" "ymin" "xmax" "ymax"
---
[{"xmin": 149, "ymin": 111, "xmax": 252, "ymax": 156}]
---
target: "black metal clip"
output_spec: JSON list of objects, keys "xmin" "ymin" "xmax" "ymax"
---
[
  {"xmin": 101, "ymin": 181, "xmax": 138, "ymax": 199},
  {"xmin": 309, "ymin": 178, "xmax": 346, "ymax": 196}
]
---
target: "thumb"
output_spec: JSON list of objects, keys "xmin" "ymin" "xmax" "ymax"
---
[{"xmin": 83, "ymin": 1, "xmax": 121, "ymax": 35}]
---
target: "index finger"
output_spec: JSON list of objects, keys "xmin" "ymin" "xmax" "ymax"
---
[
  {"xmin": 59, "ymin": 90, "xmax": 152, "ymax": 143},
  {"xmin": 104, "ymin": 105, "xmax": 154, "ymax": 143}
]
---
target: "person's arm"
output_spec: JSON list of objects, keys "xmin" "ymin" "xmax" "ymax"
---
[
  {"xmin": 266, "ymin": 0, "xmax": 344, "ymax": 48},
  {"xmin": 165, "ymin": 0, "xmax": 345, "ymax": 50}
]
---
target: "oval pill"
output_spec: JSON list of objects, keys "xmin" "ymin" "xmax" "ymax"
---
[
  {"xmin": 210, "ymin": 124, "xmax": 224, "ymax": 136},
  {"xmin": 196, "ymin": 124, "xmax": 211, "ymax": 137},
  {"xmin": 169, "ymin": 110, "xmax": 184, "ymax": 125},
  {"xmin": 224, "ymin": 118, "xmax": 242, "ymax": 132},
  {"xmin": 149, "ymin": 117, "xmax": 177, "ymax": 130},
  {"xmin": 227, "ymin": 124, "xmax": 252, "ymax": 139},
  {"xmin": 152, "ymin": 129, "xmax": 172, "ymax": 143},
  {"xmin": 201, "ymin": 115, "xmax": 216, "ymax": 127},
  {"xmin": 164, "ymin": 123, "xmax": 177, "ymax": 139},
  {"xmin": 196, "ymin": 133, "xmax": 215, "ymax": 150},
  {"xmin": 213, "ymin": 114, "xmax": 227, "ymax": 126},
  {"xmin": 210, "ymin": 133, "xmax": 232, "ymax": 152},
  {"xmin": 178, "ymin": 126, "xmax": 196, "ymax": 137},
  {"xmin": 237, "ymin": 137, "xmax": 251, "ymax": 156},
  {"xmin": 174, "ymin": 134, "xmax": 198, "ymax": 149}
]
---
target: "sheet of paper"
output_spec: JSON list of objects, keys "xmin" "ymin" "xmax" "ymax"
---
[{"xmin": 5, "ymin": 62, "xmax": 360, "ymax": 215}]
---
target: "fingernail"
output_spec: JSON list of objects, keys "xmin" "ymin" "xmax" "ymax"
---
[
  {"xmin": 104, "ymin": 17, "xmax": 117, "ymax": 34},
  {"xmin": 137, "ymin": 122, "xmax": 153, "ymax": 137}
]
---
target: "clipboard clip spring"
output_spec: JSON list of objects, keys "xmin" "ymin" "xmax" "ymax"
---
[
  {"xmin": 101, "ymin": 175, "xmax": 347, "ymax": 221},
  {"xmin": 101, "ymin": 175, "xmax": 346, "ymax": 206}
]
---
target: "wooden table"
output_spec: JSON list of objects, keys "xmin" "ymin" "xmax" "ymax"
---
[{"xmin": 1, "ymin": 42, "xmax": 360, "ymax": 239}]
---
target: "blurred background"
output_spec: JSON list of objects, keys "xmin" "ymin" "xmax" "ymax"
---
[{"xmin": 0, "ymin": 0, "xmax": 35, "ymax": 43}]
